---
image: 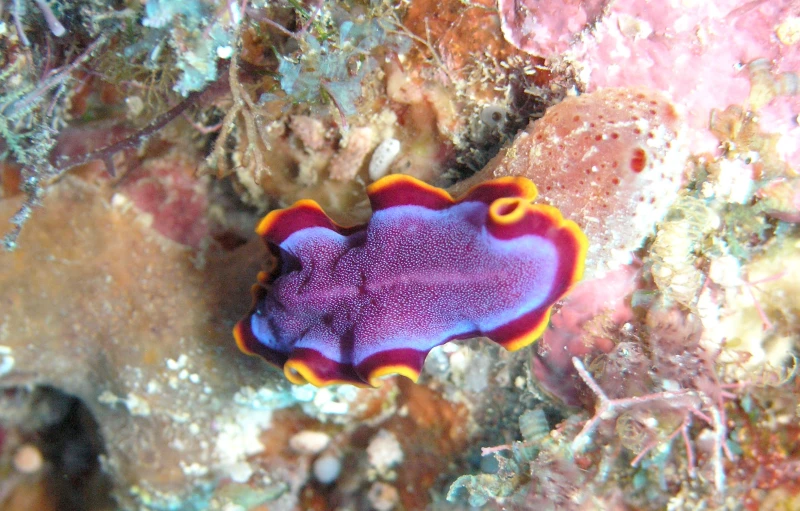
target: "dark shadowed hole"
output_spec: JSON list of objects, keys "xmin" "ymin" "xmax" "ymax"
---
[{"xmin": 0, "ymin": 385, "xmax": 112, "ymax": 511}]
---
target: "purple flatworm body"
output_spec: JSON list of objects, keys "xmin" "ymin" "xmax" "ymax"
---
[{"xmin": 234, "ymin": 174, "xmax": 587, "ymax": 387}]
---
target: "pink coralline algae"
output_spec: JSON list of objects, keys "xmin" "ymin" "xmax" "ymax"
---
[
  {"xmin": 531, "ymin": 264, "xmax": 639, "ymax": 406},
  {"xmin": 50, "ymin": 126, "xmax": 210, "ymax": 249},
  {"xmin": 458, "ymin": 87, "xmax": 688, "ymax": 277},
  {"xmin": 118, "ymin": 157, "xmax": 210, "ymax": 248},
  {"xmin": 757, "ymin": 177, "xmax": 800, "ymax": 223},
  {"xmin": 501, "ymin": 0, "xmax": 800, "ymax": 164},
  {"xmin": 498, "ymin": 0, "xmax": 608, "ymax": 57},
  {"xmin": 757, "ymin": 94, "xmax": 800, "ymax": 171},
  {"xmin": 562, "ymin": 0, "xmax": 800, "ymax": 159}
]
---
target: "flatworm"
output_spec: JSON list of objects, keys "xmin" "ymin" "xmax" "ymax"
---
[{"xmin": 234, "ymin": 174, "xmax": 587, "ymax": 387}]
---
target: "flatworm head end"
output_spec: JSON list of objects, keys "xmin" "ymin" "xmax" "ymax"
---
[{"xmin": 483, "ymin": 198, "xmax": 588, "ymax": 352}]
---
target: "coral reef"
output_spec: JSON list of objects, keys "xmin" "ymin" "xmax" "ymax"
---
[{"xmin": 0, "ymin": 0, "xmax": 798, "ymax": 510}]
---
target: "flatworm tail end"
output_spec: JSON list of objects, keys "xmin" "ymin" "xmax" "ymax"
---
[
  {"xmin": 485, "ymin": 200, "xmax": 588, "ymax": 351},
  {"xmin": 233, "ymin": 284, "xmax": 290, "ymax": 368}
]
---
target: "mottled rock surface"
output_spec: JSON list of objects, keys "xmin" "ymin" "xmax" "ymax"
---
[{"xmin": 0, "ymin": 177, "xmax": 271, "ymax": 508}]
